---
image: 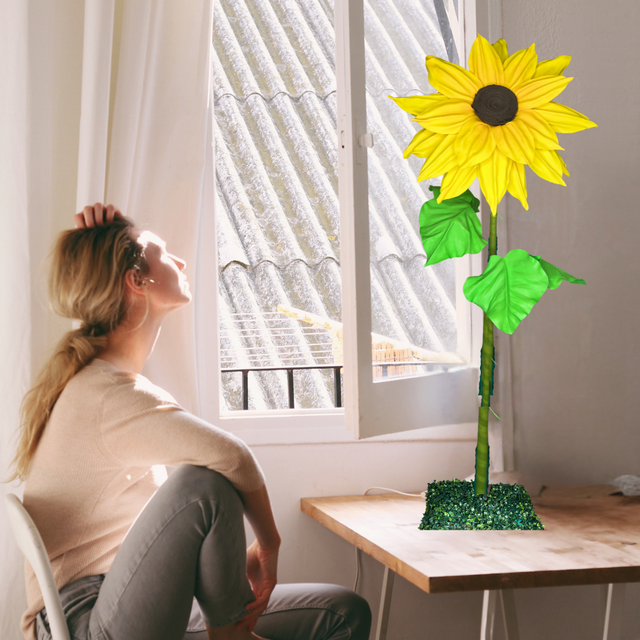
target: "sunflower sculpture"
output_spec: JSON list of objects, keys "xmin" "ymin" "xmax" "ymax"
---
[
  {"xmin": 392, "ymin": 35, "xmax": 596, "ymax": 213},
  {"xmin": 392, "ymin": 35, "xmax": 596, "ymax": 505}
]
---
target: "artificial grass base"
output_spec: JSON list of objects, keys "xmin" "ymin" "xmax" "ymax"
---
[{"xmin": 419, "ymin": 478, "xmax": 544, "ymax": 530}]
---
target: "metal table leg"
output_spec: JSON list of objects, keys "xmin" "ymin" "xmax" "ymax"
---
[
  {"xmin": 602, "ymin": 583, "xmax": 626, "ymax": 640},
  {"xmin": 481, "ymin": 590, "xmax": 520, "ymax": 640},
  {"xmin": 500, "ymin": 590, "xmax": 520, "ymax": 640},
  {"xmin": 481, "ymin": 590, "xmax": 498, "ymax": 640},
  {"xmin": 374, "ymin": 566, "xmax": 395, "ymax": 640}
]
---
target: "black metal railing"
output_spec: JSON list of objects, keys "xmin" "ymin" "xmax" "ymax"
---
[
  {"xmin": 222, "ymin": 364, "xmax": 343, "ymax": 410},
  {"xmin": 221, "ymin": 360, "xmax": 450, "ymax": 410}
]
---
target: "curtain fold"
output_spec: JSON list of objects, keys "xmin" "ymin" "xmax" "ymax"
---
[
  {"xmin": 195, "ymin": 85, "xmax": 221, "ymax": 422},
  {"xmin": 1, "ymin": 1, "xmax": 214, "ymax": 635},
  {"xmin": 1, "ymin": 4, "xmax": 31, "ymax": 638},
  {"xmin": 76, "ymin": 0, "xmax": 116, "ymax": 207},
  {"xmin": 107, "ymin": 0, "xmax": 214, "ymax": 411}
]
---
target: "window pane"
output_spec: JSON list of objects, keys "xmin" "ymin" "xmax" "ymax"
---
[
  {"xmin": 214, "ymin": 0, "xmax": 469, "ymax": 411},
  {"xmin": 213, "ymin": 0, "xmax": 340, "ymax": 411},
  {"xmin": 364, "ymin": 0, "xmax": 465, "ymax": 380}
]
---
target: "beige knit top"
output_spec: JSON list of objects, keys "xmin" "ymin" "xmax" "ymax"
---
[{"xmin": 20, "ymin": 358, "xmax": 265, "ymax": 640}]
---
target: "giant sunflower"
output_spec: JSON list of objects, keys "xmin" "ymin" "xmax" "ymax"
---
[{"xmin": 391, "ymin": 35, "xmax": 597, "ymax": 214}]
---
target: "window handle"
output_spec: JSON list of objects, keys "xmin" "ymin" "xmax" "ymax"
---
[{"xmin": 358, "ymin": 132, "xmax": 374, "ymax": 148}]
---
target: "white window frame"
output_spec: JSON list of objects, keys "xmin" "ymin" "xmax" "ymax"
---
[
  {"xmin": 199, "ymin": 0, "xmax": 486, "ymax": 446},
  {"xmin": 337, "ymin": 0, "xmax": 482, "ymax": 439}
]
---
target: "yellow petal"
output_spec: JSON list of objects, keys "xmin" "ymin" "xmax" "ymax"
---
[
  {"xmin": 404, "ymin": 128, "xmax": 430, "ymax": 158},
  {"xmin": 405, "ymin": 129, "xmax": 445, "ymax": 159},
  {"xmin": 389, "ymin": 93, "xmax": 446, "ymax": 116},
  {"xmin": 529, "ymin": 150, "xmax": 566, "ymax": 185},
  {"xmin": 491, "ymin": 121, "xmax": 535, "ymax": 164},
  {"xmin": 492, "ymin": 39, "xmax": 508, "ymax": 63},
  {"xmin": 559, "ymin": 154, "xmax": 570, "ymax": 177},
  {"xmin": 516, "ymin": 110, "xmax": 562, "ymax": 151},
  {"xmin": 516, "ymin": 75, "xmax": 573, "ymax": 110},
  {"xmin": 478, "ymin": 150, "xmax": 512, "ymax": 214},
  {"xmin": 510, "ymin": 117, "xmax": 537, "ymax": 161},
  {"xmin": 453, "ymin": 119, "xmax": 495, "ymax": 168},
  {"xmin": 417, "ymin": 135, "xmax": 458, "ymax": 181},
  {"xmin": 507, "ymin": 162, "xmax": 528, "ymax": 210},
  {"xmin": 414, "ymin": 99, "xmax": 476, "ymax": 134},
  {"xmin": 503, "ymin": 43, "xmax": 537, "ymax": 90},
  {"xmin": 426, "ymin": 55, "xmax": 482, "ymax": 102},
  {"xmin": 534, "ymin": 101, "xmax": 598, "ymax": 133},
  {"xmin": 533, "ymin": 55, "xmax": 571, "ymax": 78},
  {"xmin": 439, "ymin": 165, "xmax": 480, "ymax": 202},
  {"xmin": 468, "ymin": 35, "xmax": 505, "ymax": 86}
]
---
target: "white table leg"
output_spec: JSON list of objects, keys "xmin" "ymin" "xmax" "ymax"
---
[
  {"xmin": 374, "ymin": 566, "xmax": 395, "ymax": 640},
  {"xmin": 500, "ymin": 589, "xmax": 520, "ymax": 640},
  {"xmin": 481, "ymin": 590, "xmax": 519, "ymax": 640},
  {"xmin": 602, "ymin": 583, "xmax": 626, "ymax": 640},
  {"xmin": 481, "ymin": 590, "xmax": 497, "ymax": 640}
]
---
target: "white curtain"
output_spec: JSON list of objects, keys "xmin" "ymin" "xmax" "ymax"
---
[
  {"xmin": 0, "ymin": 1, "xmax": 214, "ymax": 636},
  {"xmin": 107, "ymin": 1, "xmax": 214, "ymax": 409},
  {"xmin": 0, "ymin": 4, "xmax": 31, "ymax": 639}
]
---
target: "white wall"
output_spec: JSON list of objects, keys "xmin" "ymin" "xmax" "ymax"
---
[
  {"xmin": 502, "ymin": 0, "xmax": 640, "ymax": 489},
  {"xmin": 252, "ymin": 437, "xmax": 491, "ymax": 640}
]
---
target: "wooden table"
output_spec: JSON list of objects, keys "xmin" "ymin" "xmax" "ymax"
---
[{"xmin": 301, "ymin": 484, "xmax": 640, "ymax": 640}]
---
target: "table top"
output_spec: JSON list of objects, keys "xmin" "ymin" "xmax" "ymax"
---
[{"xmin": 300, "ymin": 485, "xmax": 640, "ymax": 593}]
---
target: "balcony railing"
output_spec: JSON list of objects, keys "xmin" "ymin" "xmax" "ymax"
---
[
  {"xmin": 222, "ymin": 364, "xmax": 343, "ymax": 410},
  {"xmin": 219, "ymin": 309, "xmax": 464, "ymax": 411},
  {"xmin": 221, "ymin": 361, "xmax": 447, "ymax": 410}
]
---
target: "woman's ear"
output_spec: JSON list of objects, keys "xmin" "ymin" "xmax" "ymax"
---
[{"xmin": 124, "ymin": 269, "xmax": 147, "ymax": 296}]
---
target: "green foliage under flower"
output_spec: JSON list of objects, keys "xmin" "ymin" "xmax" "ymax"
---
[
  {"xmin": 531, "ymin": 255, "xmax": 587, "ymax": 290},
  {"xmin": 420, "ymin": 189, "xmax": 585, "ymax": 334},
  {"xmin": 464, "ymin": 250, "xmax": 585, "ymax": 334},
  {"xmin": 419, "ymin": 479, "xmax": 544, "ymax": 530},
  {"xmin": 419, "ymin": 186, "xmax": 486, "ymax": 267}
]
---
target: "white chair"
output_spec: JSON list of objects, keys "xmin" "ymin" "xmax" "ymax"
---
[{"xmin": 5, "ymin": 494, "xmax": 70, "ymax": 640}]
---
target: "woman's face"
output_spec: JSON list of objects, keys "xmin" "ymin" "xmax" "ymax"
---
[{"xmin": 134, "ymin": 230, "xmax": 192, "ymax": 311}]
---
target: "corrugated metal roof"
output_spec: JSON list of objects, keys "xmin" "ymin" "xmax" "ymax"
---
[{"xmin": 213, "ymin": 0, "xmax": 459, "ymax": 410}]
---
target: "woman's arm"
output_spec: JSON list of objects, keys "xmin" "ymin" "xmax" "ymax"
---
[
  {"xmin": 237, "ymin": 484, "xmax": 281, "ymax": 631},
  {"xmin": 240, "ymin": 483, "xmax": 281, "ymax": 549}
]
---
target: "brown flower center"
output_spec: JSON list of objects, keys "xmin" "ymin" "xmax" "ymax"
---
[{"xmin": 471, "ymin": 85, "xmax": 518, "ymax": 126}]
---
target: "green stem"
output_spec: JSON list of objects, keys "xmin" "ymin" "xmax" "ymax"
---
[{"xmin": 474, "ymin": 213, "xmax": 497, "ymax": 495}]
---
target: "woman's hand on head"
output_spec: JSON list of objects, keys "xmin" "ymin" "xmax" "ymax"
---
[
  {"xmin": 74, "ymin": 203, "xmax": 123, "ymax": 229},
  {"xmin": 237, "ymin": 539, "xmax": 279, "ymax": 632}
]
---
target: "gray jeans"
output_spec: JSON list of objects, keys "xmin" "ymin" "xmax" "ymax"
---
[{"xmin": 36, "ymin": 466, "xmax": 371, "ymax": 640}]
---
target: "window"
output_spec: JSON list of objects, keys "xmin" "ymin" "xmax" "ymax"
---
[{"xmin": 202, "ymin": 0, "xmax": 481, "ymax": 443}]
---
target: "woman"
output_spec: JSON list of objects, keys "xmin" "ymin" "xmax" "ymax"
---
[{"xmin": 12, "ymin": 204, "xmax": 371, "ymax": 640}]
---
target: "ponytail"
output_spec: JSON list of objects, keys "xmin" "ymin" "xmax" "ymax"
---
[
  {"xmin": 9, "ymin": 327, "xmax": 107, "ymax": 481},
  {"xmin": 8, "ymin": 217, "xmax": 146, "ymax": 482}
]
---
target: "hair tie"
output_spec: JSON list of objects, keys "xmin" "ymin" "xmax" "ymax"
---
[{"xmin": 79, "ymin": 323, "xmax": 105, "ymax": 338}]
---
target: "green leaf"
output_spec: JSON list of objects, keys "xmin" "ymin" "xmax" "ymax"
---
[
  {"xmin": 429, "ymin": 185, "xmax": 479, "ymax": 207},
  {"xmin": 420, "ymin": 187, "xmax": 486, "ymax": 267},
  {"xmin": 530, "ymin": 255, "xmax": 586, "ymax": 290},
  {"xmin": 463, "ymin": 249, "xmax": 549, "ymax": 334}
]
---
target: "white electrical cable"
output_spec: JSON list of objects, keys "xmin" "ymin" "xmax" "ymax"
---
[
  {"xmin": 352, "ymin": 487, "xmax": 426, "ymax": 592},
  {"xmin": 364, "ymin": 486, "xmax": 425, "ymax": 498}
]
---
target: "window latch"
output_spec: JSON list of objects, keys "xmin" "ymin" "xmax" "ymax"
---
[{"xmin": 358, "ymin": 133, "xmax": 374, "ymax": 148}]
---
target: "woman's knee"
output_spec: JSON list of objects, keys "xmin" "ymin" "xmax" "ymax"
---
[
  {"xmin": 162, "ymin": 465, "xmax": 243, "ymax": 517},
  {"xmin": 257, "ymin": 583, "xmax": 372, "ymax": 640},
  {"xmin": 331, "ymin": 587, "xmax": 372, "ymax": 640}
]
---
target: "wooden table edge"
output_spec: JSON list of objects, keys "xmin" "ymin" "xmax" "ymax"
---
[{"xmin": 300, "ymin": 495, "xmax": 640, "ymax": 594}]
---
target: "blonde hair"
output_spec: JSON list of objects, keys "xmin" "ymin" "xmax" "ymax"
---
[{"xmin": 9, "ymin": 217, "xmax": 148, "ymax": 482}]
